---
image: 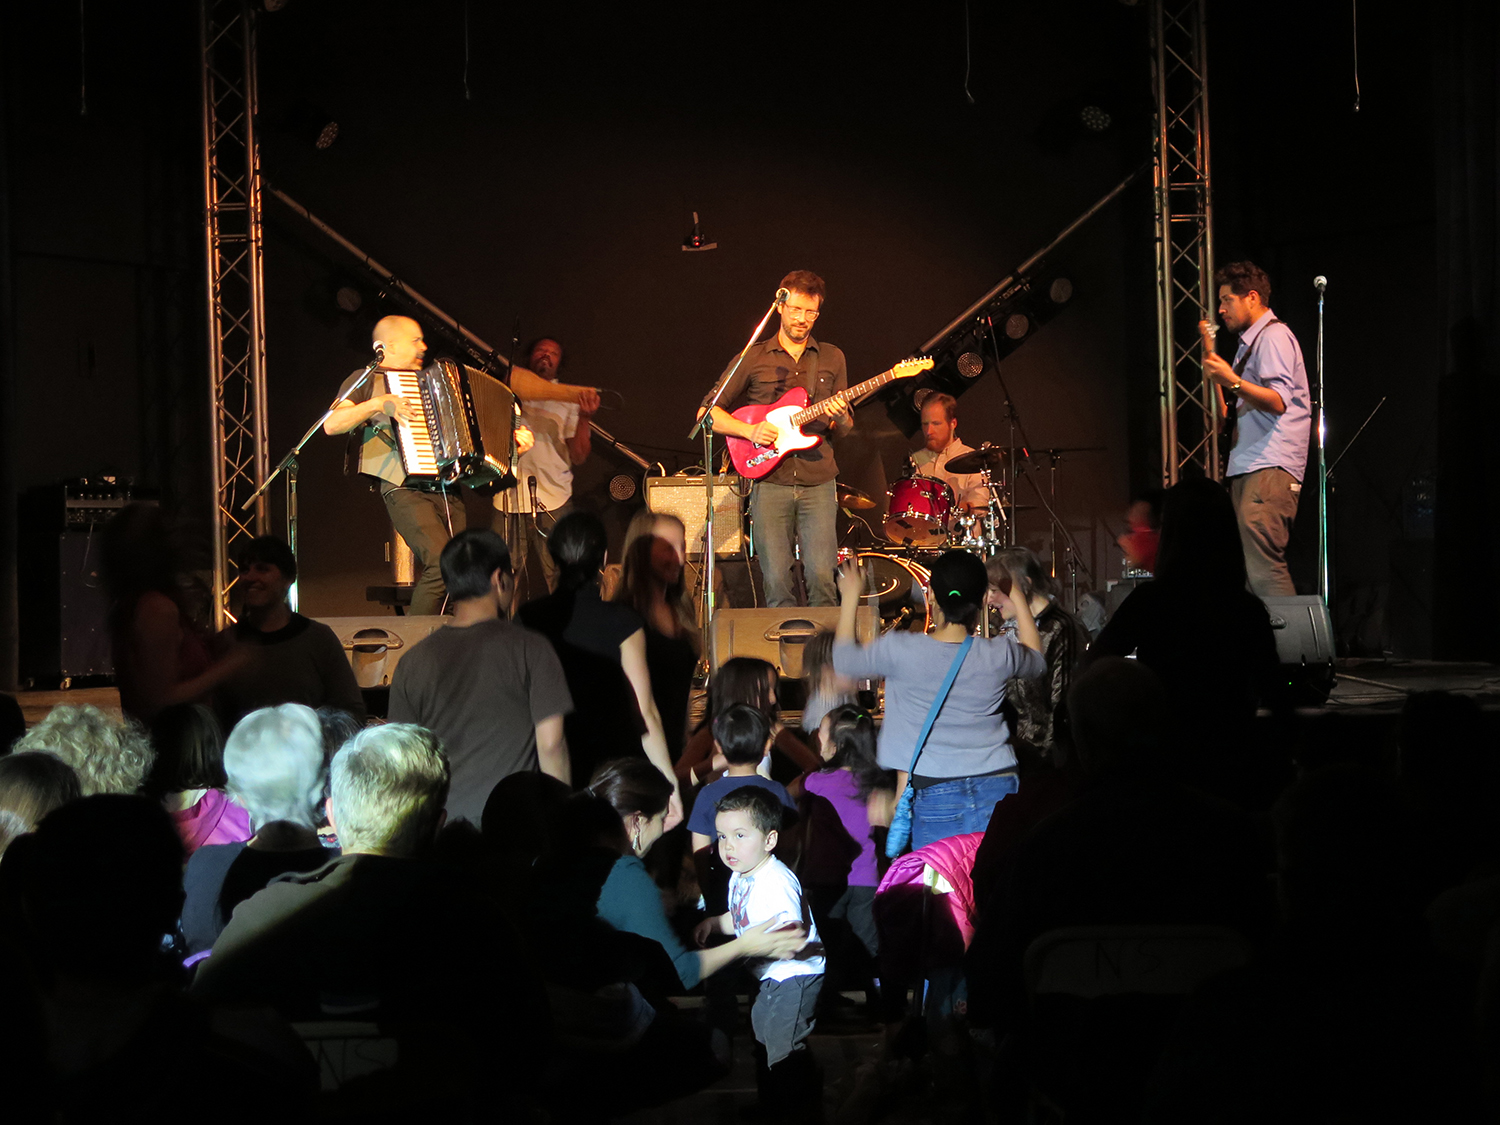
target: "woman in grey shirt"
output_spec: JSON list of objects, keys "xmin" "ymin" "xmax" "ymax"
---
[{"xmin": 832, "ymin": 551, "xmax": 1046, "ymax": 850}]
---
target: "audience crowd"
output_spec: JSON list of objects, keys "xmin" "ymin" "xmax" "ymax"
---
[{"xmin": 1, "ymin": 481, "xmax": 1497, "ymax": 1122}]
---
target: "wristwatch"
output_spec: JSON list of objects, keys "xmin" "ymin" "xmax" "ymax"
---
[{"xmin": 1230, "ymin": 377, "xmax": 1242, "ymax": 393}]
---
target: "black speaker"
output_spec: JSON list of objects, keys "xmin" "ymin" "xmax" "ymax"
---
[
  {"xmin": 20, "ymin": 531, "xmax": 113, "ymax": 686},
  {"xmin": 19, "ymin": 481, "xmax": 156, "ymax": 687},
  {"xmin": 1263, "ymin": 595, "xmax": 1336, "ymax": 705}
]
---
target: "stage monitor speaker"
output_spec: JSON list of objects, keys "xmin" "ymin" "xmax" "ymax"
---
[
  {"xmin": 710, "ymin": 605, "xmax": 879, "ymax": 678},
  {"xmin": 647, "ymin": 475, "xmax": 745, "ymax": 558},
  {"xmin": 1263, "ymin": 595, "xmax": 1336, "ymax": 705},
  {"xmin": 314, "ymin": 615, "xmax": 452, "ymax": 689}
]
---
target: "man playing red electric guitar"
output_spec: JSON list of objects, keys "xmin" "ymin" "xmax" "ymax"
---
[{"xmin": 697, "ymin": 270, "xmax": 850, "ymax": 607}]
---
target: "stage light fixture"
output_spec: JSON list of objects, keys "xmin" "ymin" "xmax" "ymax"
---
[
  {"xmin": 1049, "ymin": 277, "xmax": 1074, "ymax": 304},
  {"xmin": 1005, "ymin": 313, "xmax": 1030, "ymax": 340},
  {"xmin": 956, "ymin": 351, "xmax": 985, "ymax": 379},
  {"xmin": 609, "ymin": 474, "xmax": 638, "ymax": 501},
  {"xmin": 1080, "ymin": 105, "xmax": 1112, "ymax": 132},
  {"xmin": 335, "ymin": 286, "xmax": 362, "ymax": 312},
  {"xmin": 279, "ymin": 101, "xmax": 339, "ymax": 150},
  {"xmin": 681, "ymin": 211, "xmax": 717, "ymax": 252}
]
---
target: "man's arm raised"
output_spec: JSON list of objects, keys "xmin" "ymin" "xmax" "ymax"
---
[{"xmin": 510, "ymin": 366, "xmax": 601, "ymax": 413}]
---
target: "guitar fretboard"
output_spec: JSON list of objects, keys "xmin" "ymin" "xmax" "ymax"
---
[{"xmin": 790, "ymin": 367, "xmax": 905, "ymax": 428}]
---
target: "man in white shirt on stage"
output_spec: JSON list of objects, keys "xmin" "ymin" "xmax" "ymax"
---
[{"xmin": 493, "ymin": 337, "xmax": 596, "ymax": 603}]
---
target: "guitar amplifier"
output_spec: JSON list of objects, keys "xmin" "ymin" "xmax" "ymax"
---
[{"xmin": 646, "ymin": 475, "xmax": 745, "ymax": 558}]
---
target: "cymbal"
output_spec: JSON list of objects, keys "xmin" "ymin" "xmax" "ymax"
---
[
  {"xmin": 1030, "ymin": 445, "xmax": 1106, "ymax": 457},
  {"xmin": 836, "ymin": 484, "xmax": 878, "ymax": 511},
  {"xmin": 944, "ymin": 445, "xmax": 1009, "ymax": 475}
]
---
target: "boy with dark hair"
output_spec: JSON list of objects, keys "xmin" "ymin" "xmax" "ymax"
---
[
  {"xmin": 687, "ymin": 703, "xmax": 797, "ymax": 853},
  {"xmin": 695, "ymin": 784, "xmax": 825, "ymax": 1114}
]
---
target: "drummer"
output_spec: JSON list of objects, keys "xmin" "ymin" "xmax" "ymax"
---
[{"xmin": 913, "ymin": 393, "xmax": 990, "ymax": 510}]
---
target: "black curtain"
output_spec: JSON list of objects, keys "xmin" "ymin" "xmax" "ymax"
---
[{"xmin": 1434, "ymin": 0, "xmax": 1500, "ymax": 660}]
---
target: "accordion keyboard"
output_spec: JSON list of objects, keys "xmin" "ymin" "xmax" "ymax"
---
[{"xmin": 383, "ymin": 368, "xmax": 440, "ymax": 478}]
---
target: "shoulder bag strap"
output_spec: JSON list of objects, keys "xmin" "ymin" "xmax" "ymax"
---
[{"xmin": 904, "ymin": 634, "xmax": 974, "ymax": 776}]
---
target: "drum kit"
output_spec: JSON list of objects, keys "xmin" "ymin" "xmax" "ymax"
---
[{"xmin": 836, "ymin": 443, "xmax": 1032, "ymax": 633}]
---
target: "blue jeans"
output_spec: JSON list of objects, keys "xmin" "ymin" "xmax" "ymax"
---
[
  {"xmin": 750, "ymin": 479, "xmax": 840, "ymax": 607},
  {"xmin": 910, "ymin": 773, "xmax": 1020, "ymax": 851}
]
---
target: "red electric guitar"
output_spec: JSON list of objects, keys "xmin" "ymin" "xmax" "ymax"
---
[{"xmin": 725, "ymin": 356, "xmax": 933, "ymax": 479}]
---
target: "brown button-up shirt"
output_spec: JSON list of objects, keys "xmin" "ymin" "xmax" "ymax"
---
[{"xmin": 703, "ymin": 335, "xmax": 850, "ymax": 487}]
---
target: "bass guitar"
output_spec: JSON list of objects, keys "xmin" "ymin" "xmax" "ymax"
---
[{"xmin": 725, "ymin": 356, "xmax": 933, "ymax": 480}]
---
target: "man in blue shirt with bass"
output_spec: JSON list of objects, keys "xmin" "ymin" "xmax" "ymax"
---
[{"xmin": 1203, "ymin": 261, "xmax": 1311, "ymax": 597}]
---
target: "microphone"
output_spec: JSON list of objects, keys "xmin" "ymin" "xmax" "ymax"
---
[
  {"xmin": 775, "ymin": 287, "xmax": 790, "ymax": 305},
  {"xmin": 373, "ymin": 341, "xmax": 385, "ymax": 358},
  {"xmin": 1314, "ymin": 276, "xmax": 1328, "ymax": 293},
  {"xmin": 528, "ymin": 475, "xmax": 541, "ymax": 513}
]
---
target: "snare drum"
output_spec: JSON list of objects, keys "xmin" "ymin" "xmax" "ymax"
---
[{"xmin": 884, "ymin": 477, "xmax": 953, "ymax": 546}]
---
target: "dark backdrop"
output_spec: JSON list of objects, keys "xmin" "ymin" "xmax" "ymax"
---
[{"xmin": 0, "ymin": 0, "xmax": 1480, "ymax": 683}]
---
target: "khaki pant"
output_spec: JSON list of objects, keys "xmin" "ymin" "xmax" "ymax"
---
[{"xmin": 1230, "ymin": 468, "xmax": 1301, "ymax": 597}]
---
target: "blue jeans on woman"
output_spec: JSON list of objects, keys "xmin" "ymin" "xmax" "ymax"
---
[{"xmin": 910, "ymin": 773, "xmax": 1020, "ymax": 851}]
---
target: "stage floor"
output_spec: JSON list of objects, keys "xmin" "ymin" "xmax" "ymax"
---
[{"xmin": 12, "ymin": 658, "xmax": 1500, "ymax": 734}]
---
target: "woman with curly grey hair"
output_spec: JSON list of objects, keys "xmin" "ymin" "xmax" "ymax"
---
[{"xmin": 15, "ymin": 704, "xmax": 155, "ymax": 797}]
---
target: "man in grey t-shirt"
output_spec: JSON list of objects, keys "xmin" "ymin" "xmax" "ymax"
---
[{"xmin": 388, "ymin": 529, "xmax": 572, "ymax": 823}]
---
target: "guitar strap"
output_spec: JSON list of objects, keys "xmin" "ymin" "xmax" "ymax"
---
[{"xmin": 1223, "ymin": 318, "xmax": 1284, "ymax": 459}]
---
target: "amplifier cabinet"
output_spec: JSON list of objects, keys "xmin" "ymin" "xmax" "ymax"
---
[{"xmin": 646, "ymin": 475, "xmax": 745, "ymax": 558}]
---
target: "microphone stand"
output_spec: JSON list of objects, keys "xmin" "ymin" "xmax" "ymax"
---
[
  {"xmin": 687, "ymin": 294, "xmax": 784, "ymax": 669},
  {"xmin": 242, "ymin": 357, "xmax": 383, "ymax": 610},
  {"xmin": 979, "ymin": 322, "xmax": 1098, "ymax": 603},
  {"xmin": 985, "ymin": 316, "xmax": 1021, "ymax": 545}
]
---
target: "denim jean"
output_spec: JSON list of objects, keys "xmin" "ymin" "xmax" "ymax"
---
[
  {"xmin": 750, "ymin": 479, "xmax": 840, "ymax": 607},
  {"xmin": 910, "ymin": 773, "xmax": 1020, "ymax": 851}
]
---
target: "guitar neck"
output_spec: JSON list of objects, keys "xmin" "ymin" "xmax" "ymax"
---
[{"xmin": 791, "ymin": 368, "xmax": 900, "ymax": 427}]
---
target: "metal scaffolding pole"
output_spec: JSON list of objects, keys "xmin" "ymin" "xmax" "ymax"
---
[
  {"xmin": 1151, "ymin": 0, "xmax": 1218, "ymax": 485},
  {"xmin": 200, "ymin": 0, "xmax": 269, "ymax": 629}
]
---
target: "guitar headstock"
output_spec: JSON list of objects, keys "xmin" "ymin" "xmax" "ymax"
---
[{"xmin": 892, "ymin": 356, "xmax": 935, "ymax": 379}]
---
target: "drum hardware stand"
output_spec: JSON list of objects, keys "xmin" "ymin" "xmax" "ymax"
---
[
  {"xmin": 688, "ymin": 289, "xmax": 786, "ymax": 670},
  {"xmin": 984, "ymin": 314, "xmax": 1023, "ymax": 545},
  {"xmin": 242, "ymin": 358, "xmax": 382, "ymax": 610}
]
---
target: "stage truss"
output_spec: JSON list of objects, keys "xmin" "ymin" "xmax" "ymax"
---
[
  {"xmin": 1151, "ymin": 0, "xmax": 1219, "ymax": 484},
  {"xmin": 200, "ymin": 0, "xmax": 269, "ymax": 628}
]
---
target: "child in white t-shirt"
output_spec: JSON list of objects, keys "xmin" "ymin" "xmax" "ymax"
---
[{"xmin": 695, "ymin": 785, "xmax": 825, "ymax": 1109}]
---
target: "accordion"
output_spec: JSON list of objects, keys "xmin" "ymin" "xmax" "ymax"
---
[{"xmin": 379, "ymin": 357, "xmax": 518, "ymax": 490}]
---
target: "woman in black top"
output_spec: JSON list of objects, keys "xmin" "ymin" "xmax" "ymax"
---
[
  {"xmin": 986, "ymin": 547, "xmax": 1091, "ymax": 760},
  {"xmin": 519, "ymin": 512, "xmax": 683, "ymax": 823},
  {"xmin": 612, "ymin": 511, "xmax": 701, "ymax": 762}
]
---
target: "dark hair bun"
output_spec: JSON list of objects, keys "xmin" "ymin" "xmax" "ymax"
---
[{"xmin": 928, "ymin": 550, "xmax": 988, "ymax": 613}]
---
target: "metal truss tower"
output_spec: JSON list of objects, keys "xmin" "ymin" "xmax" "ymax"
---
[
  {"xmin": 1151, "ymin": 0, "xmax": 1218, "ymax": 485},
  {"xmin": 200, "ymin": 0, "xmax": 269, "ymax": 628}
]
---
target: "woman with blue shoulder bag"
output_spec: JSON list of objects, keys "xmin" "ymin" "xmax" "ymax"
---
[{"xmin": 832, "ymin": 551, "xmax": 1046, "ymax": 854}]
